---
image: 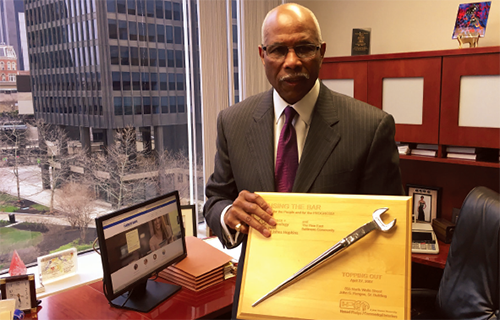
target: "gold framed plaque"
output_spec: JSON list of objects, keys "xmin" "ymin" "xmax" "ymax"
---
[{"xmin": 237, "ymin": 193, "xmax": 412, "ymax": 320}]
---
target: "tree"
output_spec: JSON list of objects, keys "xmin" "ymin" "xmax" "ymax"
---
[
  {"xmin": 0, "ymin": 115, "xmax": 36, "ymax": 203},
  {"xmin": 88, "ymin": 127, "xmax": 159, "ymax": 210},
  {"xmin": 56, "ymin": 182, "xmax": 94, "ymax": 243},
  {"xmin": 35, "ymin": 120, "xmax": 86, "ymax": 212}
]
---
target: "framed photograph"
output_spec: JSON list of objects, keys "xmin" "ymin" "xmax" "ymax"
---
[
  {"xmin": 37, "ymin": 247, "xmax": 78, "ymax": 285},
  {"xmin": 181, "ymin": 205, "xmax": 197, "ymax": 237},
  {"xmin": 452, "ymin": 2, "xmax": 491, "ymax": 39},
  {"xmin": 407, "ymin": 184, "xmax": 442, "ymax": 223}
]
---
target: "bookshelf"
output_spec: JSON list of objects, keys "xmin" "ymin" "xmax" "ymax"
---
[{"xmin": 320, "ymin": 47, "xmax": 500, "ymax": 221}]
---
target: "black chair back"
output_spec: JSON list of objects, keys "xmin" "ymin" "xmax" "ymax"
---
[{"xmin": 436, "ymin": 186, "xmax": 500, "ymax": 319}]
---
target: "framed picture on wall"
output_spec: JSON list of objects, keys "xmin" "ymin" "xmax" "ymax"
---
[{"xmin": 407, "ymin": 184, "xmax": 442, "ymax": 223}]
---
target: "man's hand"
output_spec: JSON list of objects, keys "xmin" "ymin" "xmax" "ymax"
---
[{"xmin": 224, "ymin": 190, "xmax": 276, "ymax": 237}]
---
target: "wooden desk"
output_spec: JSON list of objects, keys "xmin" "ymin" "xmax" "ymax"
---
[
  {"xmin": 32, "ymin": 277, "xmax": 235, "ymax": 319},
  {"xmin": 412, "ymin": 240, "xmax": 450, "ymax": 269}
]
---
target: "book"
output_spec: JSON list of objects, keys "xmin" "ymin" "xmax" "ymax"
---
[
  {"xmin": 397, "ymin": 143, "xmax": 410, "ymax": 155},
  {"xmin": 447, "ymin": 148, "xmax": 498, "ymax": 162},
  {"xmin": 415, "ymin": 144, "xmax": 438, "ymax": 150},
  {"xmin": 411, "ymin": 149, "xmax": 437, "ymax": 157},
  {"xmin": 237, "ymin": 192, "xmax": 412, "ymax": 320},
  {"xmin": 351, "ymin": 28, "xmax": 371, "ymax": 56},
  {"xmin": 446, "ymin": 152, "xmax": 476, "ymax": 160},
  {"xmin": 446, "ymin": 146, "xmax": 476, "ymax": 154}
]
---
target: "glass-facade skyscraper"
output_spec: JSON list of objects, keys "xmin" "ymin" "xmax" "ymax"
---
[{"xmin": 24, "ymin": 0, "xmax": 201, "ymax": 154}]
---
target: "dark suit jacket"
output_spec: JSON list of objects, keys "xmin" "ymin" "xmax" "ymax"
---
[{"xmin": 203, "ymin": 82, "xmax": 404, "ymax": 317}]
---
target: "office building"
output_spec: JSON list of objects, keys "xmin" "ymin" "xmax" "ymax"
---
[
  {"xmin": 0, "ymin": 0, "xmax": 29, "ymax": 71},
  {"xmin": 23, "ymin": 0, "xmax": 201, "ymax": 154}
]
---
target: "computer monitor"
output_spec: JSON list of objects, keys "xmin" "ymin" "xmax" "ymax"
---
[{"xmin": 95, "ymin": 191, "xmax": 187, "ymax": 312}]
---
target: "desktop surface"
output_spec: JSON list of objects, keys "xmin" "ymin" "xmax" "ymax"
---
[{"xmin": 31, "ymin": 277, "xmax": 236, "ymax": 319}]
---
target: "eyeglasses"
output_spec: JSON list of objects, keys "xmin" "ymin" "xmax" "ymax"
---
[{"xmin": 262, "ymin": 44, "xmax": 321, "ymax": 60}]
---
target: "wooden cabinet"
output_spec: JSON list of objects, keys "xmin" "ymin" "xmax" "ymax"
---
[{"xmin": 320, "ymin": 47, "xmax": 500, "ymax": 221}]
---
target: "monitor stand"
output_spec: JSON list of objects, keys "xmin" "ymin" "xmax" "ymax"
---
[{"xmin": 110, "ymin": 279, "xmax": 181, "ymax": 313}]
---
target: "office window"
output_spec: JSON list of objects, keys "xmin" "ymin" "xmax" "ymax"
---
[
  {"xmin": 127, "ymin": 0, "xmax": 135, "ymax": 14},
  {"xmin": 175, "ymin": 50, "xmax": 183, "ymax": 67},
  {"xmin": 157, "ymin": 25, "xmax": 165, "ymax": 43},
  {"xmin": 124, "ymin": 97, "xmax": 133, "ymax": 114},
  {"xmin": 114, "ymin": 97, "xmax": 122, "ymax": 115},
  {"xmin": 146, "ymin": 0, "xmax": 155, "ymax": 17},
  {"xmin": 164, "ymin": 1, "xmax": 172, "ymax": 19},
  {"xmin": 134, "ymin": 97, "xmax": 142, "ymax": 114},
  {"xmin": 110, "ymin": 46, "xmax": 119, "ymax": 65},
  {"xmin": 160, "ymin": 73, "xmax": 167, "ymax": 90},
  {"xmin": 155, "ymin": 0, "xmax": 163, "ymax": 18},
  {"xmin": 176, "ymin": 73, "xmax": 184, "ymax": 90},
  {"xmin": 107, "ymin": 0, "xmax": 116, "ymax": 13},
  {"xmin": 4, "ymin": 0, "xmax": 217, "ymax": 271},
  {"xmin": 129, "ymin": 21, "xmax": 137, "ymax": 41},
  {"xmin": 167, "ymin": 50, "xmax": 174, "ymax": 67},
  {"xmin": 151, "ymin": 73, "xmax": 158, "ymax": 90},
  {"xmin": 166, "ymin": 26, "xmax": 173, "ymax": 43},
  {"xmin": 138, "ymin": 23, "xmax": 147, "ymax": 41},
  {"xmin": 137, "ymin": 0, "xmax": 145, "ymax": 16},
  {"xmin": 132, "ymin": 72, "xmax": 140, "ymax": 90},
  {"xmin": 148, "ymin": 24, "xmax": 156, "ymax": 42},
  {"xmin": 140, "ymin": 48, "xmax": 148, "ymax": 66},
  {"xmin": 152, "ymin": 97, "xmax": 160, "ymax": 113},
  {"xmin": 143, "ymin": 97, "xmax": 151, "ymax": 114},
  {"xmin": 149, "ymin": 48, "xmax": 157, "ymax": 66},
  {"xmin": 174, "ymin": 26, "xmax": 182, "ymax": 44},
  {"xmin": 168, "ymin": 73, "xmax": 175, "ymax": 91},
  {"xmin": 112, "ymin": 72, "xmax": 121, "ymax": 90},
  {"xmin": 117, "ymin": 0, "xmax": 126, "ymax": 13},
  {"xmin": 177, "ymin": 96, "xmax": 185, "ymax": 113},
  {"xmin": 173, "ymin": 2, "xmax": 181, "ymax": 20},
  {"xmin": 158, "ymin": 49, "xmax": 166, "ymax": 67},
  {"xmin": 130, "ymin": 47, "xmax": 139, "ymax": 65},
  {"xmin": 141, "ymin": 72, "xmax": 150, "ymax": 90},
  {"xmin": 119, "ymin": 20, "xmax": 128, "ymax": 40},
  {"xmin": 161, "ymin": 96, "xmax": 168, "ymax": 113},
  {"xmin": 122, "ymin": 72, "xmax": 131, "ymax": 90},
  {"xmin": 169, "ymin": 96, "xmax": 176, "ymax": 113},
  {"xmin": 108, "ymin": 19, "xmax": 118, "ymax": 39},
  {"xmin": 120, "ymin": 47, "xmax": 129, "ymax": 65}
]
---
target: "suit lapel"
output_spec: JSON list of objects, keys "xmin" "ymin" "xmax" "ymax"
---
[
  {"xmin": 246, "ymin": 89, "xmax": 276, "ymax": 192},
  {"xmin": 293, "ymin": 84, "xmax": 340, "ymax": 192}
]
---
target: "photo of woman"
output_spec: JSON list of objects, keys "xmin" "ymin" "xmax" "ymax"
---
[
  {"xmin": 149, "ymin": 215, "xmax": 173, "ymax": 251},
  {"xmin": 414, "ymin": 194, "xmax": 432, "ymax": 222}
]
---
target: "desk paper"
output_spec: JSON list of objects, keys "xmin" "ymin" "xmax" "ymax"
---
[{"xmin": 237, "ymin": 193, "xmax": 412, "ymax": 320}]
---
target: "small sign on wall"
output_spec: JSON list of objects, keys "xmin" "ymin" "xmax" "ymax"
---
[{"xmin": 351, "ymin": 28, "xmax": 371, "ymax": 56}]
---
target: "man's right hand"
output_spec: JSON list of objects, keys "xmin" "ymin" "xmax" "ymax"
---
[{"xmin": 224, "ymin": 190, "xmax": 276, "ymax": 237}]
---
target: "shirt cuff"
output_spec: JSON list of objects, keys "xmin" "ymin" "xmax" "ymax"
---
[{"xmin": 220, "ymin": 205, "xmax": 240, "ymax": 247}]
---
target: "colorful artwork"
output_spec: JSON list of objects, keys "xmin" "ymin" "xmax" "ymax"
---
[{"xmin": 452, "ymin": 2, "xmax": 491, "ymax": 38}]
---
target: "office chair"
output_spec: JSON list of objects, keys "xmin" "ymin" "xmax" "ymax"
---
[{"xmin": 436, "ymin": 186, "xmax": 500, "ymax": 319}]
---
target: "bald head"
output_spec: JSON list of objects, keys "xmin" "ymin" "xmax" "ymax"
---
[{"xmin": 261, "ymin": 3, "xmax": 323, "ymax": 45}]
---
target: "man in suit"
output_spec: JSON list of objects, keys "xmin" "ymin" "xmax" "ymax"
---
[{"xmin": 203, "ymin": 3, "xmax": 404, "ymax": 317}]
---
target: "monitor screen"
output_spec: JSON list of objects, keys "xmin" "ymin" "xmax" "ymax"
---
[{"xmin": 96, "ymin": 191, "xmax": 187, "ymax": 312}]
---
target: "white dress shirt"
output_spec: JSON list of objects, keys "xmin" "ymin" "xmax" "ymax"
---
[{"xmin": 221, "ymin": 80, "xmax": 321, "ymax": 246}]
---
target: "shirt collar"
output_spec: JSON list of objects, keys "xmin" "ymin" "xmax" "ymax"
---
[{"xmin": 274, "ymin": 79, "xmax": 320, "ymax": 126}]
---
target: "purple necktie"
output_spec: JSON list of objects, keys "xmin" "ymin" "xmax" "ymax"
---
[{"xmin": 275, "ymin": 106, "xmax": 298, "ymax": 192}]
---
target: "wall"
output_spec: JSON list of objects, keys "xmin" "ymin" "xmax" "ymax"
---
[{"xmin": 295, "ymin": 0, "xmax": 500, "ymax": 57}]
